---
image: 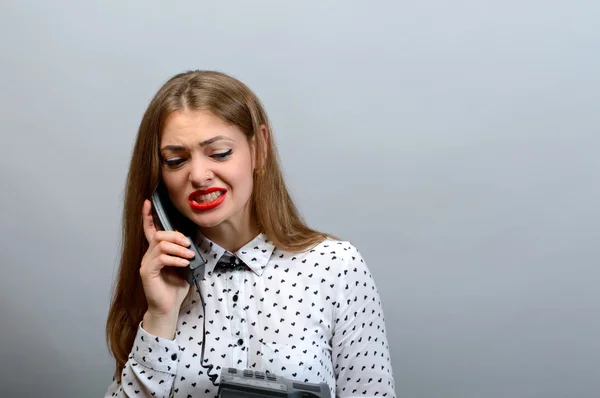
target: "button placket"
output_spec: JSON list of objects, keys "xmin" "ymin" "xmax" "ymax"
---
[{"xmin": 230, "ymin": 269, "xmax": 248, "ymax": 369}]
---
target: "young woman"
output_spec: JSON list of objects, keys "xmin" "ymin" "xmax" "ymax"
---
[{"xmin": 104, "ymin": 70, "xmax": 395, "ymax": 398}]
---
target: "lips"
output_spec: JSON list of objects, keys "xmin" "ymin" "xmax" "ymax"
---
[{"xmin": 188, "ymin": 187, "xmax": 227, "ymax": 211}]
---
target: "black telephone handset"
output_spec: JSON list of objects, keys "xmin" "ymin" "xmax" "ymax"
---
[{"xmin": 151, "ymin": 182, "xmax": 207, "ymax": 285}]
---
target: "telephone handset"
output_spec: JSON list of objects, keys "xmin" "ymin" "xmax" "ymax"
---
[
  {"xmin": 151, "ymin": 182, "xmax": 219, "ymax": 385},
  {"xmin": 151, "ymin": 181, "xmax": 207, "ymax": 285}
]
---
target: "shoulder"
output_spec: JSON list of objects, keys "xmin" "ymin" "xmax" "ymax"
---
[
  {"xmin": 308, "ymin": 237, "xmax": 369, "ymax": 271},
  {"xmin": 274, "ymin": 236, "xmax": 371, "ymax": 275},
  {"xmin": 314, "ymin": 239, "xmax": 383, "ymax": 311}
]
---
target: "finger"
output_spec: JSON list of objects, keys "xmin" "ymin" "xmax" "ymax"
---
[
  {"xmin": 152, "ymin": 229, "xmax": 192, "ymax": 248},
  {"xmin": 157, "ymin": 253, "xmax": 191, "ymax": 268},
  {"xmin": 142, "ymin": 200, "xmax": 157, "ymax": 244},
  {"xmin": 141, "ymin": 252, "xmax": 190, "ymax": 280},
  {"xmin": 146, "ymin": 253, "xmax": 189, "ymax": 277},
  {"xmin": 156, "ymin": 240, "xmax": 196, "ymax": 259}
]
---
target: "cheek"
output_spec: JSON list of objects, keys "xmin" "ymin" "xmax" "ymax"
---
[
  {"xmin": 234, "ymin": 170, "xmax": 255, "ymax": 194},
  {"xmin": 229, "ymin": 153, "xmax": 255, "ymax": 190},
  {"xmin": 162, "ymin": 169, "xmax": 187, "ymax": 188},
  {"xmin": 226, "ymin": 164, "xmax": 254, "ymax": 199}
]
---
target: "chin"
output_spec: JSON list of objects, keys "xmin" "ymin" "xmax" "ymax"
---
[{"xmin": 189, "ymin": 213, "xmax": 227, "ymax": 229}]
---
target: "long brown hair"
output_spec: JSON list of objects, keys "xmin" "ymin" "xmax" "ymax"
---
[{"xmin": 105, "ymin": 70, "xmax": 333, "ymax": 381}]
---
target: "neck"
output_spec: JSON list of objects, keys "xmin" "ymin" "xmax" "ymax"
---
[{"xmin": 199, "ymin": 209, "xmax": 259, "ymax": 253}]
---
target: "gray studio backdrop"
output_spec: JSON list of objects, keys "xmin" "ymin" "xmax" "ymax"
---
[{"xmin": 1, "ymin": 1, "xmax": 599, "ymax": 397}]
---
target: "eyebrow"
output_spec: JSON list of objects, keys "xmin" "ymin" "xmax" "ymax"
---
[{"xmin": 160, "ymin": 135, "xmax": 234, "ymax": 152}]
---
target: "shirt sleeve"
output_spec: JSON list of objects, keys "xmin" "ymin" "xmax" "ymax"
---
[
  {"xmin": 332, "ymin": 244, "xmax": 396, "ymax": 398},
  {"xmin": 104, "ymin": 322, "xmax": 181, "ymax": 398}
]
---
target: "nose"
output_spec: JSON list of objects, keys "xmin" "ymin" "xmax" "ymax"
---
[{"xmin": 188, "ymin": 158, "xmax": 214, "ymax": 188}]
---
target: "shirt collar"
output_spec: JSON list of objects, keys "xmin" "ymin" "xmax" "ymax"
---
[{"xmin": 194, "ymin": 231, "xmax": 275, "ymax": 277}]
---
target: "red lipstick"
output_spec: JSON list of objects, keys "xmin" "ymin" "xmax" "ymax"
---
[{"xmin": 188, "ymin": 187, "xmax": 227, "ymax": 211}]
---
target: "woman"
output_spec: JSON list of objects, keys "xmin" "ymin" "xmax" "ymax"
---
[{"xmin": 105, "ymin": 70, "xmax": 395, "ymax": 398}]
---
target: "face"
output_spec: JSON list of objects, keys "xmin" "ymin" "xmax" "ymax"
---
[{"xmin": 159, "ymin": 109, "xmax": 257, "ymax": 233}]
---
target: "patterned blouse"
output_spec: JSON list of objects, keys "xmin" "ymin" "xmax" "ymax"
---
[{"xmin": 105, "ymin": 232, "xmax": 395, "ymax": 397}]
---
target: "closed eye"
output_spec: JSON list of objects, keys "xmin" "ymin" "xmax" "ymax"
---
[
  {"xmin": 211, "ymin": 149, "xmax": 233, "ymax": 160},
  {"xmin": 164, "ymin": 158, "xmax": 184, "ymax": 167},
  {"xmin": 163, "ymin": 149, "xmax": 233, "ymax": 168}
]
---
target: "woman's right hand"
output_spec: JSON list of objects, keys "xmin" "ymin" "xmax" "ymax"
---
[{"xmin": 139, "ymin": 199, "xmax": 195, "ymax": 339}]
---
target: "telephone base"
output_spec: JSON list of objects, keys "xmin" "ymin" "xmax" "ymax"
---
[{"xmin": 217, "ymin": 367, "xmax": 331, "ymax": 398}]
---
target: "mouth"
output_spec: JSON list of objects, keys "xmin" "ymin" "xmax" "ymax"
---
[{"xmin": 188, "ymin": 188, "xmax": 227, "ymax": 211}]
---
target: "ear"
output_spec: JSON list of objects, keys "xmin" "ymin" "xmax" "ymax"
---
[{"xmin": 251, "ymin": 124, "xmax": 269, "ymax": 170}]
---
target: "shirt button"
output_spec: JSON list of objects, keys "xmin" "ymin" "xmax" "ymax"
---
[
  {"xmin": 232, "ymin": 294, "xmax": 238, "ymax": 302},
  {"xmin": 171, "ymin": 353, "xmax": 177, "ymax": 361},
  {"xmin": 237, "ymin": 338, "xmax": 244, "ymax": 346}
]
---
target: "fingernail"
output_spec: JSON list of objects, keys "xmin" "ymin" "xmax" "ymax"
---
[{"xmin": 182, "ymin": 238, "xmax": 191, "ymax": 246}]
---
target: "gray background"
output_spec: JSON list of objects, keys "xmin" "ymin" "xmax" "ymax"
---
[{"xmin": 1, "ymin": 1, "xmax": 599, "ymax": 397}]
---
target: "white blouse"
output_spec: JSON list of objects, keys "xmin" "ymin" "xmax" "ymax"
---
[{"xmin": 105, "ymin": 233, "xmax": 396, "ymax": 398}]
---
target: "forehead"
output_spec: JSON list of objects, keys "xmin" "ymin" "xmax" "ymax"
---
[{"xmin": 161, "ymin": 109, "xmax": 243, "ymax": 144}]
